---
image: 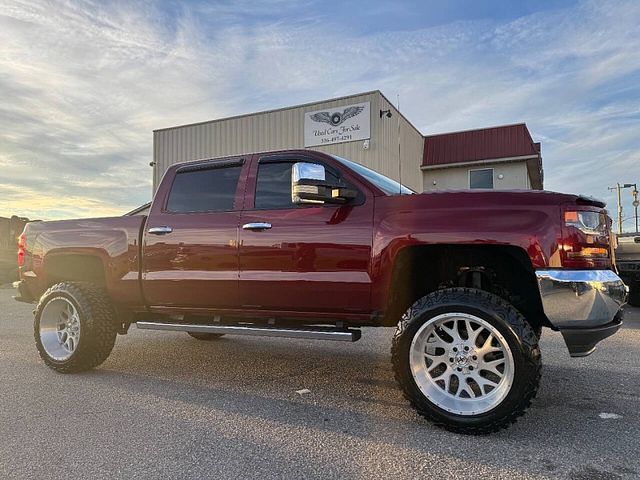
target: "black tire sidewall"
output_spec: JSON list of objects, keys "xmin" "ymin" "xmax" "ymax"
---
[{"xmin": 394, "ymin": 289, "xmax": 540, "ymax": 431}]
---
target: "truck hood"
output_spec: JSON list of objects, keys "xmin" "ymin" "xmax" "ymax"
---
[{"xmin": 397, "ymin": 189, "xmax": 606, "ymax": 209}]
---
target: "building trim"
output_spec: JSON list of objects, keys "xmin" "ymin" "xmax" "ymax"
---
[
  {"xmin": 423, "ymin": 122, "xmax": 528, "ymax": 138},
  {"xmin": 420, "ymin": 154, "xmax": 540, "ymax": 171},
  {"xmin": 153, "ymin": 90, "xmax": 421, "ymax": 137},
  {"xmin": 374, "ymin": 91, "xmax": 423, "ymax": 137}
]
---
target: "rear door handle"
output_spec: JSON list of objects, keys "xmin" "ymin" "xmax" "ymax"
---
[
  {"xmin": 242, "ymin": 222, "xmax": 272, "ymax": 231},
  {"xmin": 148, "ymin": 226, "xmax": 173, "ymax": 235}
]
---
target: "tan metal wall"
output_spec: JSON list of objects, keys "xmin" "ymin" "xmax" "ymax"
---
[
  {"xmin": 153, "ymin": 91, "xmax": 425, "ymax": 192},
  {"xmin": 422, "ymin": 161, "xmax": 532, "ymax": 191}
]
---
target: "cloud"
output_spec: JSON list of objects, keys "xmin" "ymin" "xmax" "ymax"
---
[{"xmin": 0, "ymin": 0, "xmax": 639, "ymax": 229}]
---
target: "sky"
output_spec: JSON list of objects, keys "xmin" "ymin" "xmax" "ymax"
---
[{"xmin": 1, "ymin": 0, "xmax": 639, "ymax": 230}]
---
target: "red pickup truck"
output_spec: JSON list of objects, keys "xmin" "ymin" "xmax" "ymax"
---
[{"xmin": 15, "ymin": 149, "xmax": 627, "ymax": 434}]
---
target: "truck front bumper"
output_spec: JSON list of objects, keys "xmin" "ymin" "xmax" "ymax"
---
[{"xmin": 535, "ymin": 269, "xmax": 628, "ymax": 357}]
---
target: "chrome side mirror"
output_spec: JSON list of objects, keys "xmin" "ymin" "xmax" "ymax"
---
[
  {"xmin": 292, "ymin": 162, "xmax": 326, "ymax": 205},
  {"xmin": 291, "ymin": 162, "xmax": 357, "ymax": 205}
]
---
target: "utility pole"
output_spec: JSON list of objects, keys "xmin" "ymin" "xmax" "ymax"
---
[
  {"xmin": 609, "ymin": 182, "xmax": 639, "ymax": 234},
  {"xmin": 608, "ymin": 183, "xmax": 623, "ymax": 234}
]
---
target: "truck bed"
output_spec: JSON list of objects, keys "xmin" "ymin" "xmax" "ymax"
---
[{"xmin": 20, "ymin": 215, "xmax": 146, "ymax": 307}]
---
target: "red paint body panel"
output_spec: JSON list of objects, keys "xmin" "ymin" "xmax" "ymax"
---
[
  {"xmin": 369, "ymin": 190, "xmax": 564, "ymax": 313},
  {"xmin": 142, "ymin": 211, "xmax": 241, "ymax": 308},
  {"xmin": 18, "ymin": 149, "xmax": 606, "ymax": 326},
  {"xmin": 141, "ymin": 156, "xmax": 249, "ymax": 308},
  {"xmin": 238, "ymin": 153, "xmax": 374, "ymax": 313},
  {"xmin": 20, "ymin": 216, "xmax": 145, "ymax": 307}
]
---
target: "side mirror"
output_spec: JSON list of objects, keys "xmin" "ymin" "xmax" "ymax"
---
[{"xmin": 291, "ymin": 162, "xmax": 357, "ymax": 205}]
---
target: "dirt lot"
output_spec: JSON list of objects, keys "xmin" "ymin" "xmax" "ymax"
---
[{"xmin": 1, "ymin": 285, "xmax": 638, "ymax": 479}]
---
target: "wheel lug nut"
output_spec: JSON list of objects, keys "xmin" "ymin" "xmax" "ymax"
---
[
  {"xmin": 453, "ymin": 347, "xmax": 457, "ymax": 352},
  {"xmin": 464, "ymin": 346, "xmax": 469, "ymax": 351},
  {"xmin": 472, "ymin": 356, "xmax": 477, "ymax": 360},
  {"xmin": 469, "ymin": 366, "xmax": 474, "ymax": 371},
  {"xmin": 456, "ymin": 367, "xmax": 462, "ymax": 372},
  {"xmin": 449, "ymin": 358, "xmax": 454, "ymax": 363}
]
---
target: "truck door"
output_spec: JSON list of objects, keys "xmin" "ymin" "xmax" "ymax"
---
[
  {"xmin": 142, "ymin": 158, "xmax": 247, "ymax": 309},
  {"xmin": 237, "ymin": 154, "xmax": 373, "ymax": 314}
]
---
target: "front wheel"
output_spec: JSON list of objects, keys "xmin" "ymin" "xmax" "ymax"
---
[{"xmin": 391, "ymin": 288, "xmax": 541, "ymax": 434}]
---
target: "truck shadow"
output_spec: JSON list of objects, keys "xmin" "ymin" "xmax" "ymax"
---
[{"xmin": 71, "ymin": 331, "xmax": 640, "ymax": 478}]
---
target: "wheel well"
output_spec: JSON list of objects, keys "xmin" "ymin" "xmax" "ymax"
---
[
  {"xmin": 383, "ymin": 245, "xmax": 549, "ymax": 329},
  {"xmin": 43, "ymin": 254, "xmax": 107, "ymax": 288}
]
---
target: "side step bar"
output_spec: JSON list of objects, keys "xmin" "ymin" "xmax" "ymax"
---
[{"xmin": 136, "ymin": 321, "xmax": 361, "ymax": 342}]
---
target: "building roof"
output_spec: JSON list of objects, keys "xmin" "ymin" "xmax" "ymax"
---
[
  {"xmin": 153, "ymin": 89, "xmax": 421, "ymax": 136},
  {"xmin": 422, "ymin": 123, "xmax": 540, "ymax": 167}
]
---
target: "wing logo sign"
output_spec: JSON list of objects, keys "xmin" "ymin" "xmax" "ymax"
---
[
  {"xmin": 310, "ymin": 106, "xmax": 365, "ymax": 127},
  {"xmin": 304, "ymin": 102, "xmax": 370, "ymax": 147}
]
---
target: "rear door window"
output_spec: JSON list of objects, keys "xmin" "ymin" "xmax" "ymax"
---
[{"xmin": 166, "ymin": 165, "xmax": 242, "ymax": 213}]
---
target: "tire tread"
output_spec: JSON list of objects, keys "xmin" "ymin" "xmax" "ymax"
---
[
  {"xmin": 391, "ymin": 287, "xmax": 541, "ymax": 435},
  {"xmin": 34, "ymin": 282, "xmax": 118, "ymax": 373}
]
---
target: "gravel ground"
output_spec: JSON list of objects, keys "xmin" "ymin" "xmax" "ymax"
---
[{"xmin": 0, "ymin": 284, "xmax": 638, "ymax": 479}]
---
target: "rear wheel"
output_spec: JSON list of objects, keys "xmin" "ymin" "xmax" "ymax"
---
[
  {"xmin": 34, "ymin": 282, "xmax": 118, "ymax": 373},
  {"xmin": 392, "ymin": 288, "xmax": 541, "ymax": 434},
  {"xmin": 187, "ymin": 332, "xmax": 225, "ymax": 341}
]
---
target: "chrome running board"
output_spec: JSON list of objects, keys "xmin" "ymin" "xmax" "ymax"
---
[{"xmin": 135, "ymin": 321, "xmax": 361, "ymax": 342}]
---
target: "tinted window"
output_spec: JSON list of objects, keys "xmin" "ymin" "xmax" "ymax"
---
[
  {"xmin": 469, "ymin": 168, "xmax": 494, "ymax": 189},
  {"xmin": 166, "ymin": 166, "xmax": 242, "ymax": 213},
  {"xmin": 255, "ymin": 162, "xmax": 295, "ymax": 209},
  {"xmin": 255, "ymin": 161, "xmax": 343, "ymax": 209}
]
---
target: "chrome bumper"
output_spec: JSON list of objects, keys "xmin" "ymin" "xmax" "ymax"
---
[{"xmin": 535, "ymin": 269, "xmax": 628, "ymax": 356}]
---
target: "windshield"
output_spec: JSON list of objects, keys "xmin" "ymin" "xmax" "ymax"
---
[{"xmin": 332, "ymin": 155, "xmax": 415, "ymax": 195}]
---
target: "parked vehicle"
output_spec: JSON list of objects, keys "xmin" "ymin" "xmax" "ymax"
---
[
  {"xmin": 0, "ymin": 215, "xmax": 29, "ymax": 283},
  {"xmin": 616, "ymin": 233, "xmax": 640, "ymax": 306},
  {"xmin": 14, "ymin": 150, "xmax": 627, "ymax": 434}
]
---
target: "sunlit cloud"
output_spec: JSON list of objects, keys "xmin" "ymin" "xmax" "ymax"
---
[{"xmin": 0, "ymin": 0, "xmax": 639, "ymax": 229}]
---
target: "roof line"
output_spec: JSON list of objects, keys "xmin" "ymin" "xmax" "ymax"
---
[
  {"xmin": 421, "ymin": 154, "xmax": 540, "ymax": 170},
  {"xmin": 153, "ymin": 90, "xmax": 383, "ymax": 132},
  {"xmin": 423, "ymin": 122, "xmax": 528, "ymax": 138},
  {"xmin": 375, "ymin": 90, "xmax": 423, "ymax": 137}
]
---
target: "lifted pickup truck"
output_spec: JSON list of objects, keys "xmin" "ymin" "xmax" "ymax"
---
[{"xmin": 15, "ymin": 150, "xmax": 627, "ymax": 434}]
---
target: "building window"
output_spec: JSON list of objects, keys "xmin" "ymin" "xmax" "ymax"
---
[{"xmin": 469, "ymin": 168, "xmax": 494, "ymax": 189}]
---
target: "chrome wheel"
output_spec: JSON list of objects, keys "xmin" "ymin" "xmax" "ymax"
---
[
  {"xmin": 39, "ymin": 297, "xmax": 81, "ymax": 361},
  {"xmin": 409, "ymin": 312, "xmax": 514, "ymax": 415}
]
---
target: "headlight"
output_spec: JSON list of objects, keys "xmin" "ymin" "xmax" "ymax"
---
[
  {"xmin": 561, "ymin": 209, "xmax": 611, "ymax": 268},
  {"xmin": 564, "ymin": 210, "xmax": 607, "ymax": 236}
]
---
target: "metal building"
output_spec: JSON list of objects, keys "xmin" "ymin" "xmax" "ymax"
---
[
  {"xmin": 422, "ymin": 124, "xmax": 543, "ymax": 191},
  {"xmin": 152, "ymin": 90, "xmax": 543, "ymax": 193},
  {"xmin": 153, "ymin": 91, "xmax": 423, "ymax": 192}
]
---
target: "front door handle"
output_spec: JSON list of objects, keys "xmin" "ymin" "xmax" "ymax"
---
[
  {"xmin": 242, "ymin": 222, "xmax": 272, "ymax": 231},
  {"xmin": 148, "ymin": 226, "xmax": 173, "ymax": 235}
]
